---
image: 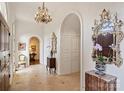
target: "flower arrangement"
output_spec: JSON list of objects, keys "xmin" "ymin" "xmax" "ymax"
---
[
  {"xmin": 93, "ymin": 43, "xmax": 106, "ymax": 75},
  {"xmin": 93, "ymin": 43, "xmax": 113, "ymax": 64},
  {"xmin": 93, "ymin": 43, "xmax": 105, "ymax": 63},
  {"xmin": 97, "ymin": 55, "xmax": 105, "ymax": 64}
]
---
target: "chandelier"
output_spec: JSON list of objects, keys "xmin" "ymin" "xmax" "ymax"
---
[{"xmin": 34, "ymin": 2, "xmax": 52, "ymax": 24}]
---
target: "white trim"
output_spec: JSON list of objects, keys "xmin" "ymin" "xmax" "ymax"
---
[{"xmin": 58, "ymin": 11, "xmax": 84, "ymax": 91}]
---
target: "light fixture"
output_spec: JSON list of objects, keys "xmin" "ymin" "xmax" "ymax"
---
[{"xmin": 34, "ymin": 2, "xmax": 52, "ymax": 24}]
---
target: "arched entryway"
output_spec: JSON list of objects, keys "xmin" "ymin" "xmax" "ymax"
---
[
  {"xmin": 60, "ymin": 13, "xmax": 81, "ymax": 75},
  {"xmin": 29, "ymin": 37, "xmax": 40, "ymax": 65}
]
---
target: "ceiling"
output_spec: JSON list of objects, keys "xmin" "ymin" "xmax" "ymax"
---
[
  {"xmin": 8, "ymin": 2, "xmax": 81, "ymax": 23},
  {"xmin": 8, "ymin": 2, "xmax": 124, "ymax": 24}
]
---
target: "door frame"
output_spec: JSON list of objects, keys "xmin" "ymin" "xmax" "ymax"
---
[
  {"xmin": 58, "ymin": 11, "xmax": 84, "ymax": 90},
  {"xmin": 28, "ymin": 36, "xmax": 40, "ymax": 65}
]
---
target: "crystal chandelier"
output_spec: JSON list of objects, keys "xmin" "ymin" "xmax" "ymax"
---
[{"xmin": 34, "ymin": 2, "xmax": 52, "ymax": 24}]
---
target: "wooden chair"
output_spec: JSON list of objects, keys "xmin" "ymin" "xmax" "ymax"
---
[{"xmin": 18, "ymin": 54, "xmax": 27, "ymax": 68}]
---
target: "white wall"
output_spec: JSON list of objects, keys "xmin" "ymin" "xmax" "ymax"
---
[
  {"xmin": 0, "ymin": 2, "xmax": 8, "ymax": 22},
  {"xmin": 43, "ymin": 3, "xmax": 82, "ymax": 74},
  {"xmin": 43, "ymin": 3, "xmax": 124, "ymax": 90},
  {"xmin": 16, "ymin": 19, "xmax": 44, "ymax": 66},
  {"xmin": 80, "ymin": 3, "xmax": 124, "ymax": 90}
]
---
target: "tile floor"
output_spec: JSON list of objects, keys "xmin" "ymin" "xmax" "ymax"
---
[{"xmin": 9, "ymin": 64, "xmax": 80, "ymax": 91}]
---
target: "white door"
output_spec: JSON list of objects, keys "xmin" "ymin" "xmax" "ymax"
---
[
  {"xmin": 61, "ymin": 35, "xmax": 71, "ymax": 74},
  {"xmin": 61, "ymin": 33, "xmax": 80, "ymax": 74},
  {"xmin": 71, "ymin": 34, "xmax": 80, "ymax": 73},
  {"xmin": 60, "ymin": 13, "xmax": 81, "ymax": 75}
]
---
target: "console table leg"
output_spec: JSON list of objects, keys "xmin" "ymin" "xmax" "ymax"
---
[
  {"xmin": 49, "ymin": 69, "xmax": 51, "ymax": 74},
  {"xmin": 54, "ymin": 68, "xmax": 56, "ymax": 73}
]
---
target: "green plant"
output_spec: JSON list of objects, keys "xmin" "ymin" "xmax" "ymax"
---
[
  {"xmin": 98, "ymin": 56, "xmax": 104, "ymax": 62},
  {"xmin": 96, "ymin": 55, "xmax": 107, "ymax": 63}
]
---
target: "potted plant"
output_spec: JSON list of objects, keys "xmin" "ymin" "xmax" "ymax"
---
[
  {"xmin": 93, "ymin": 43, "xmax": 106, "ymax": 75},
  {"xmin": 95, "ymin": 55, "xmax": 106, "ymax": 75}
]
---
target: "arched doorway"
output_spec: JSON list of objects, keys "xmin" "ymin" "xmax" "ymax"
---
[
  {"xmin": 60, "ymin": 13, "xmax": 81, "ymax": 75},
  {"xmin": 29, "ymin": 37, "xmax": 40, "ymax": 65}
]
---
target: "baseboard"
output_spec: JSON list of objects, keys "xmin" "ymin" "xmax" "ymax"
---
[{"xmin": 80, "ymin": 87, "xmax": 85, "ymax": 91}]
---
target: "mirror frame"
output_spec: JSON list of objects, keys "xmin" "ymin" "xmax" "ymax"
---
[{"xmin": 92, "ymin": 9, "xmax": 124, "ymax": 67}]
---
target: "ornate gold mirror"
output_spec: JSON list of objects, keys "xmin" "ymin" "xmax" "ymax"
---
[{"xmin": 92, "ymin": 9, "xmax": 124, "ymax": 67}]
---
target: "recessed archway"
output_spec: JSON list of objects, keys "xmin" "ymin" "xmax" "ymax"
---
[
  {"xmin": 60, "ymin": 13, "xmax": 81, "ymax": 75},
  {"xmin": 29, "ymin": 37, "xmax": 40, "ymax": 65}
]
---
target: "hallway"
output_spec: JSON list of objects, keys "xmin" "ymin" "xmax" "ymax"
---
[{"xmin": 9, "ymin": 64, "xmax": 80, "ymax": 91}]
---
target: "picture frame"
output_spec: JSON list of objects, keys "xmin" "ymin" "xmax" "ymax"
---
[
  {"xmin": 31, "ymin": 45, "xmax": 36, "ymax": 52},
  {"xmin": 18, "ymin": 42, "xmax": 26, "ymax": 51}
]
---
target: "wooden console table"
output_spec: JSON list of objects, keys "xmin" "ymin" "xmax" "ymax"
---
[
  {"xmin": 85, "ymin": 70, "xmax": 117, "ymax": 91},
  {"xmin": 46, "ymin": 57, "xmax": 56, "ymax": 73},
  {"xmin": 29, "ymin": 53, "xmax": 37, "ymax": 62}
]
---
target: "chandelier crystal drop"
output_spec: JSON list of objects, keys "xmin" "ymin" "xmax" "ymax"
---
[{"xmin": 34, "ymin": 2, "xmax": 52, "ymax": 24}]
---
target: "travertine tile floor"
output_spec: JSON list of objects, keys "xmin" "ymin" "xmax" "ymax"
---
[{"xmin": 9, "ymin": 64, "xmax": 80, "ymax": 91}]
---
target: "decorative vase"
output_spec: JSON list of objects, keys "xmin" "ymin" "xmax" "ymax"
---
[{"xmin": 95, "ymin": 62, "xmax": 106, "ymax": 75}]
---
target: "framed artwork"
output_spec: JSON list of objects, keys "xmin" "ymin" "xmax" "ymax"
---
[
  {"xmin": 31, "ymin": 45, "xmax": 36, "ymax": 52},
  {"xmin": 18, "ymin": 42, "xmax": 26, "ymax": 51}
]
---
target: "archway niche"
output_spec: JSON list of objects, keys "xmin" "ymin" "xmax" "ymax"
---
[
  {"xmin": 29, "ymin": 37, "xmax": 40, "ymax": 65},
  {"xmin": 60, "ymin": 13, "xmax": 81, "ymax": 74}
]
